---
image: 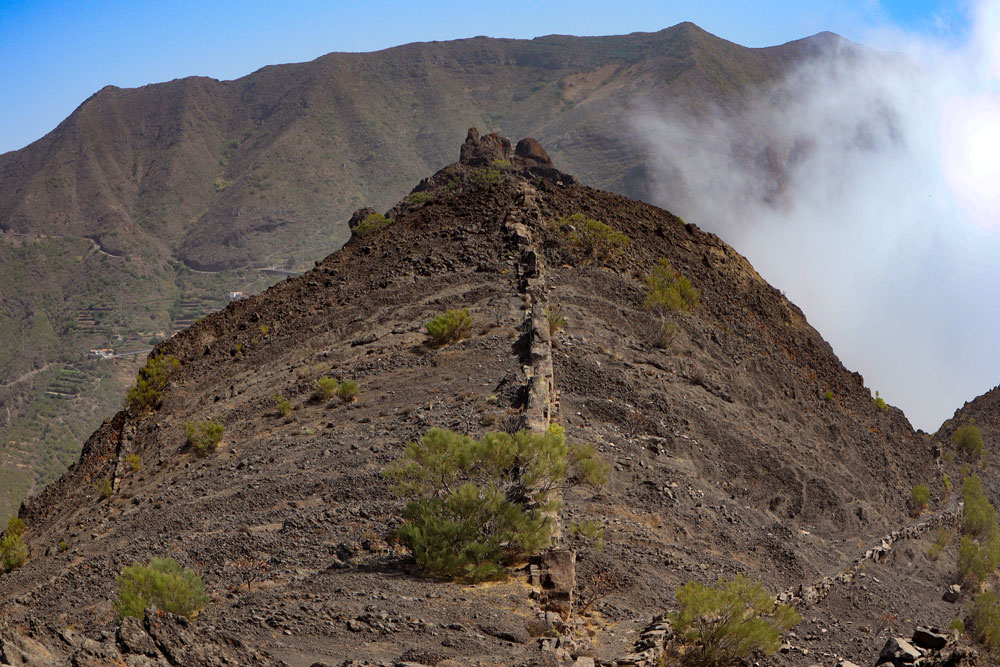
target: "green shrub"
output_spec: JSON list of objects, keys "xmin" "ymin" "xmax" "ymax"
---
[
  {"xmin": 949, "ymin": 618, "xmax": 965, "ymax": 634},
  {"xmin": 272, "ymin": 393, "xmax": 292, "ymax": 416},
  {"xmin": 928, "ymin": 527, "xmax": 953, "ymax": 561},
  {"xmin": 545, "ymin": 306, "xmax": 566, "ymax": 336},
  {"xmin": 971, "ymin": 590, "xmax": 1000, "ymax": 652},
  {"xmin": 943, "ymin": 473, "xmax": 952, "ymax": 493},
  {"xmin": 426, "ymin": 308, "xmax": 473, "ymax": 346},
  {"xmin": 645, "ymin": 258, "xmax": 700, "ymax": 313},
  {"xmin": 667, "ymin": 574, "xmax": 800, "ymax": 666},
  {"xmin": 491, "ymin": 159, "xmax": 511, "ymax": 169},
  {"xmin": 569, "ymin": 520, "xmax": 605, "ymax": 549},
  {"xmin": 259, "ymin": 324, "xmax": 270, "ymax": 336},
  {"xmin": 873, "ymin": 391, "xmax": 888, "ymax": 410},
  {"xmin": 184, "ymin": 420, "xmax": 224, "ymax": 456},
  {"xmin": 313, "ymin": 377, "xmax": 338, "ymax": 401},
  {"xmin": 406, "ymin": 191, "xmax": 435, "ymax": 206},
  {"xmin": 553, "ymin": 214, "xmax": 631, "ymax": 262},
  {"xmin": 963, "ymin": 474, "xmax": 998, "ymax": 538},
  {"xmin": 6, "ymin": 517, "xmax": 24, "ymax": 538},
  {"xmin": 95, "ymin": 477, "xmax": 112, "ymax": 500},
  {"xmin": 824, "ymin": 390, "xmax": 834, "ymax": 401},
  {"xmin": 1, "ymin": 518, "xmax": 28, "ymax": 573},
  {"xmin": 335, "ymin": 379, "xmax": 359, "ymax": 403},
  {"xmin": 911, "ymin": 484, "xmax": 931, "ymax": 513},
  {"xmin": 955, "ymin": 422, "xmax": 986, "ymax": 462},
  {"xmin": 472, "ymin": 167, "xmax": 503, "ymax": 185},
  {"xmin": 0, "ymin": 534, "xmax": 27, "ymax": 573},
  {"xmin": 126, "ymin": 454, "xmax": 142, "ymax": 472},
  {"xmin": 115, "ymin": 557, "xmax": 208, "ymax": 621},
  {"xmin": 354, "ymin": 213, "xmax": 392, "ymax": 238},
  {"xmin": 383, "ymin": 425, "xmax": 606, "ymax": 582},
  {"xmin": 57, "ymin": 539, "xmax": 68, "ymax": 552},
  {"xmin": 125, "ymin": 354, "xmax": 180, "ymax": 414},
  {"xmin": 964, "ymin": 534, "xmax": 993, "ymax": 583}
]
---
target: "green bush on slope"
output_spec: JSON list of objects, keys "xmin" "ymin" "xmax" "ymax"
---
[
  {"xmin": 383, "ymin": 425, "xmax": 607, "ymax": 582},
  {"xmin": 115, "ymin": 557, "xmax": 208, "ymax": 620},
  {"xmin": 666, "ymin": 574, "xmax": 800, "ymax": 666}
]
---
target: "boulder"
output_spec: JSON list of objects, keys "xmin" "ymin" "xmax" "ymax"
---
[
  {"xmin": 912, "ymin": 627, "xmax": 948, "ymax": 650},
  {"xmin": 459, "ymin": 128, "xmax": 512, "ymax": 166},
  {"xmin": 877, "ymin": 637, "xmax": 922, "ymax": 665},
  {"xmin": 537, "ymin": 549, "xmax": 576, "ymax": 620},
  {"xmin": 943, "ymin": 584, "xmax": 961, "ymax": 603},
  {"xmin": 117, "ymin": 616, "xmax": 159, "ymax": 657},
  {"xmin": 515, "ymin": 137, "xmax": 552, "ymax": 166}
]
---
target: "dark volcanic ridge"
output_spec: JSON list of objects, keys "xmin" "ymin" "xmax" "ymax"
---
[{"xmin": 0, "ymin": 133, "xmax": 982, "ymax": 666}]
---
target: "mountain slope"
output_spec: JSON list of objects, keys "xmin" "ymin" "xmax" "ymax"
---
[
  {"xmin": 0, "ymin": 24, "xmax": 871, "ymax": 523},
  {"xmin": 0, "ymin": 134, "xmax": 947, "ymax": 666}
]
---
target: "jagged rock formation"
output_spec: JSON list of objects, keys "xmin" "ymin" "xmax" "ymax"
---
[{"xmin": 0, "ymin": 134, "xmax": 972, "ymax": 665}]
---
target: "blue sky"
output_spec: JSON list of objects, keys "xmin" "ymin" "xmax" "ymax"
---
[{"xmin": 0, "ymin": 0, "xmax": 973, "ymax": 154}]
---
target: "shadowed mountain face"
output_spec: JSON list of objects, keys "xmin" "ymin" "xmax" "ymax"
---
[
  {"xmin": 0, "ymin": 135, "xmax": 954, "ymax": 666},
  {"xmin": 0, "ymin": 23, "xmax": 860, "ymax": 522}
]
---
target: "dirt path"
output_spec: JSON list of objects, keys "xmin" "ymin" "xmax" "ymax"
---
[{"xmin": 0, "ymin": 363, "xmax": 55, "ymax": 392}]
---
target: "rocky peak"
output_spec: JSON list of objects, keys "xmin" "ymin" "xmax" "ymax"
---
[
  {"xmin": 514, "ymin": 136, "xmax": 552, "ymax": 167},
  {"xmin": 459, "ymin": 127, "xmax": 513, "ymax": 166}
]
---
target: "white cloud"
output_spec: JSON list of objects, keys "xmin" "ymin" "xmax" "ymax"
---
[{"xmin": 632, "ymin": 1, "xmax": 1000, "ymax": 430}]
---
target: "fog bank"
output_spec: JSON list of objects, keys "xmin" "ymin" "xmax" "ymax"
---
[{"xmin": 633, "ymin": 2, "xmax": 1000, "ymax": 431}]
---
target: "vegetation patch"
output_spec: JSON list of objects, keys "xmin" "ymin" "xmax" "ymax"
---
[
  {"xmin": 115, "ymin": 557, "xmax": 208, "ymax": 621},
  {"xmin": 125, "ymin": 354, "xmax": 180, "ymax": 414},
  {"xmin": 273, "ymin": 393, "xmax": 292, "ymax": 416},
  {"xmin": 184, "ymin": 420, "xmax": 224, "ymax": 456},
  {"xmin": 910, "ymin": 484, "xmax": 930, "ymax": 514},
  {"xmin": 353, "ymin": 213, "xmax": 392, "ymax": 238},
  {"xmin": 406, "ymin": 191, "xmax": 435, "ymax": 206},
  {"xmin": 971, "ymin": 590, "xmax": 1000, "ymax": 653},
  {"xmin": 313, "ymin": 377, "xmax": 339, "ymax": 401},
  {"xmin": 95, "ymin": 477, "xmax": 113, "ymax": 500},
  {"xmin": 955, "ymin": 421, "xmax": 986, "ymax": 463},
  {"xmin": 645, "ymin": 258, "xmax": 700, "ymax": 313},
  {"xmin": 927, "ymin": 526, "xmax": 952, "ymax": 561},
  {"xmin": 552, "ymin": 213, "xmax": 631, "ymax": 263},
  {"xmin": 1, "ymin": 517, "xmax": 28, "ymax": 573},
  {"xmin": 665, "ymin": 575, "xmax": 800, "ymax": 666},
  {"xmin": 957, "ymin": 474, "xmax": 1000, "ymax": 585},
  {"xmin": 472, "ymin": 167, "xmax": 503, "ymax": 185},
  {"xmin": 426, "ymin": 308, "xmax": 473, "ymax": 346},
  {"xmin": 384, "ymin": 425, "xmax": 607, "ymax": 582},
  {"xmin": 335, "ymin": 379, "xmax": 359, "ymax": 403},
  {"xmin": 545, "ymin": 305, "xmax": 566, "ymax": 336}
]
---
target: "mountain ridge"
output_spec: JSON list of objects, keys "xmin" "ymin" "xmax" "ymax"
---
[
  {"xmin": 1, "ymin": 132, "xmax": 972, "ymax": 666},
  {"xmin": 0, "ymin": 21, "xmax": 873, "ymax": 541}
]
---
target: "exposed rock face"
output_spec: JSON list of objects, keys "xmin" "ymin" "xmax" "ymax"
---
[
  {"xmin": 913, "ymin": 627, "xmax": 949, "ymax": 651},
  {"xmin": 878, "ymin": 637, "xmax": 922, "ymax": 665},
  {"xmin": 515, "ymin": 137, "xmax": 553, "ymax": 167},
  {"xmin": 460, "ymin": 127, "xmax": 513, "ymax": 166}
]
